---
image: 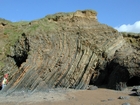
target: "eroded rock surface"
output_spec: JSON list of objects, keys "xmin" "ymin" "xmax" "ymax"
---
[{"xmin": 0, "ymin": 10, "xmax": 139, "ymax": 92}]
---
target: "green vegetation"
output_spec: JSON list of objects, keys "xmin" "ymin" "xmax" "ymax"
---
[
  {"xmin": 4, "ymin": 28, "xmax": 21, "ymax": 42},
  {"xmin": 0, "ymin": 61, "xmax": 4, "ymax": 69},
  {"xmin": 0, "ymin": 17, "xmax": 59, "ymax": 73},
  {"xmin": 0, "ymin": 18, "xmax": 11, "ymax": 23},
  {"xmin": 45, "ymin": 12, "xmax": 73, "ymax": 21}
]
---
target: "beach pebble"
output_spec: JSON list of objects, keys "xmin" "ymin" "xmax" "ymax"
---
[
  {"xmin": 101, "ymin": 100, "xmax": 107, "ymax": 102},
  {"xmin": 118, "ymin": 96, "xmax": 130, "ymax": 100},
  {"xmin": 86, "ymin": 85, "xmax": 98, "ymax": 90},
  {"xmin": 132, "ymin": 86, "xmax": 140, "ymax": 91},
  {"xmin": 108, "ymin": 98, "xmax": 114, "ymax": 101},
  {"xmin": 122, "ymin": 103, "xmax": 131, "ymax": 105},
  {"xmin": 136, "ymin": 89, "xmax": 140, "ymax": 96}
]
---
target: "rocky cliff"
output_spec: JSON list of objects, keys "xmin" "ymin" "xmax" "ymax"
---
[{"xmin": 0, "ymin": 10, "xmax": 140, "ymax": 92}]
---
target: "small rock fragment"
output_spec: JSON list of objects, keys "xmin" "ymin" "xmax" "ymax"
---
[
  {"xmin": 122, "ymin": 103, "xmax": 131, "ymax": 105},
  {"xmin": 118, "ymin": 96, "xmax": 130, "ymax": 100},
  {"xmin": 108, "ymin": 98, "xmax": 114, "ymax": 101},
  {"xmin": 132, "ymin": 86, "xmax": 140, "ymax": 91},
  {"xmin": 86, "ymin": 85, "xmax": 98, "ymax": 90},
  {"xmin": 101, "ymin": 100, "xmax": 107, "ymax": 102},
  {"xmin": 136, "ymin": 89, "xmax": 140, "ymax": 96}
]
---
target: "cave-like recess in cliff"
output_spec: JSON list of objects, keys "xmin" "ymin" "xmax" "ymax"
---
[
  {"xmin": 127, "ymin": 76, "xmax": 140, "ymax": 86},
  {"xmin": 11, "ymin": 33, "xmax": 30, "ymax": 67},
  {"xmin": 14, "ymin": 50, "xmax": 28, "ymax": 67}
]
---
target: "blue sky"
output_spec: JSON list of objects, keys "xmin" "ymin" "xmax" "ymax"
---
[{"xmin": 0, "ymin": 0, "xmax": 140, "ymax": 32}]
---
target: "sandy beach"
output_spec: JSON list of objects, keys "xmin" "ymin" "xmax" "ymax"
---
[{"xmin": 0, "ymin": 87, "xmax": 140, "ymax": 105}]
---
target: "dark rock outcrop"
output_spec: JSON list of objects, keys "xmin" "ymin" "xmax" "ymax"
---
[{"xmin": 0, "ymin": 10, "xmax": 139, "ymax": 92}]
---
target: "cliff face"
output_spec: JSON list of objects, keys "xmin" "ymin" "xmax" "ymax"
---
[
  {"xmin": 0, "ymin": 10, "xmax": 140, "ymax": 92},
  {"xmin": 108, "ymin": 33, "xmax": 140, "ymax": 90}
]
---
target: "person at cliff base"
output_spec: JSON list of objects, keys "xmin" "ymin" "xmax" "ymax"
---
[{"xmin": 2, "ymin": 73, "xmax": 8, "ymax": 90}]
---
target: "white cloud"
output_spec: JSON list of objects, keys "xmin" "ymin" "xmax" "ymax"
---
[{"xmin": 115, "ymin": 21, "xmax": 140, "ymax": 33}]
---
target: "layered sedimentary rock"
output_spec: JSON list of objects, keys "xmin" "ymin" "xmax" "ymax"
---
[
  {"xmin": 0, "ymin": 10, "xmax": 140, "ymax": 92},
  {"xmin": 107, "ymin": 33, "xmax": 140, "ymax": 90}
]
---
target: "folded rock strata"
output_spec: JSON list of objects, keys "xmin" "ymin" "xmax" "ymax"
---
[{"xmin": 0, "ymin": 10, "xmax": 139, "ymax": 92}]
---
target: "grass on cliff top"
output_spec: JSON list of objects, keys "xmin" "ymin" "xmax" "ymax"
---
[
  {"xmin": 1, "ymin": 20, "xmax": 29, "ymax": 57},
  {"xmin": 0, "ymin": 18, "xmax": 11, "ymax": 24},
  {"xmin": 45, "ymin": 12, "xmax": 73, "ymax": 20},
  {"xmin": 1, "ymin": 17, "xmax": 59, "ymax": 53},
  {"xmin": 4, "ymin": 27, "xmax": 22, "ymax": 45}
]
